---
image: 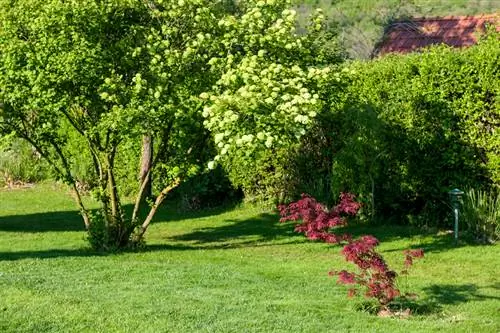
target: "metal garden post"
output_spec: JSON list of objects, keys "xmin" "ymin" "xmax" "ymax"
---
[{"xmin": 448, "ymin": 188, "xmax": 464, "ymax": 244}]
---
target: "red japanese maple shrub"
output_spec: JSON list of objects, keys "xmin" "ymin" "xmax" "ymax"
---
[
  {"xmin": 279, "ymin": 194, "xmax": 424, "ymax": 312},
  {"xmin": 278, "ymin": 193, "xmax": 361, "ymax": 243},
  {"xmin": 331, "ymin": 238, "xmax": 424, "ymax": 310}
]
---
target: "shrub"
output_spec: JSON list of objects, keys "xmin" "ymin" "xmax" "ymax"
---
[
  {"xmin": 221, "ymin": 146, "xmax": 297, "ymax": 204},
  {"xmin": 202, "ymin": 2, "xmax": 347, "ymax": 204},
  {"xmin": 461, "ymin": 188, "xmax": 499, "ymax": 242},
  {"xmin": 172, "ymin": 166, "xmax": 242, "ymax": 211},
  {"xmin": 331, "ymin": 239, "xmax": 424, "ymax": 312},
  {"xmin": 278, "ymin": 193, "xmax": 361, "ymax": 243},
  {"xmin": 327, "ymin": 32, "xmax": 499, "ymax": 225},
  {"xmin": 279, "ymin": 194, "xmax": 424, "ymax": 314},
  {"xmin": 0, "ymin": 136, "xmax": 50, "ymax": 185},
  {"xmin": 221, "ymin": 32, "xmax": 499, "ymax": 222}
]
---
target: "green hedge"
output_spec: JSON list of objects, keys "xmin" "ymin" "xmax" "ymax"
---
[{"xmin": 329, "ymin": 33, "xmax": 499, "ymax": 225}]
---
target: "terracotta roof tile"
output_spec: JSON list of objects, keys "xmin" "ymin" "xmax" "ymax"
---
[{"xmin": 374, "ymin": 14, "xmax": 499, "ymax": 56}]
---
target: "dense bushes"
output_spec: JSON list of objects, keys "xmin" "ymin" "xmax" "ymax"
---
[
  {"xmin": 328, "ymin": 33, "xmax": 499, "ymax": 225},
  {"xmin": 172, "ymin": 165, "xmax": 242, "ymax": 211},
  {"xmin": 230, "ymin": 33, "xmax": 498, "ymax": 228},
  {"xmin": 0, "ymin": 0, "xmax": 496, "ymax": 232},
  {"xmin": 217, "ymin": 63, "xmax": 351, "ymax": 205},
  {"xmin": 0, "ymin": 135, "xmax": 50, "ymax": 185}
]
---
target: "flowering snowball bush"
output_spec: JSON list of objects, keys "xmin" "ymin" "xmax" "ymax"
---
[
  {"xmin": 279, "ymin": 194, "xmax": 424, "ymax": 312},
  {"xmin": 278, "ymin": 193, "xmax": 361, "ymax": 243},
  {"xmin": 201, "ymin": 0, "xmax": 345, "ymax": 170}
]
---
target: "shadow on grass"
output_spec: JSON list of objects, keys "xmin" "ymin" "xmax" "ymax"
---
[
  {"xmin": 0, "ymin": 239, "xmax": 305, "ymax": 262},
  {"xmin": 422, "ymin": 283, "xmax": 500, "ymax": 305},
  {"xmin": 170, "ymin": 213, "xmax": 299, "ymax": 244},
  {"xmin": 0, "ymin": 212, "xmax": 305, "ymax": 261},
  {"xmin": 0, "ymin": 201, "xmax": 493, "ymax": 262},
  {"xmin": 169, "ymin": 216, "xmax": 454, "ymax": 250},
  {"xmin": 382, "ymin": 231, "xmax": 496, "ymax": 254},
  {"xmin": 0, "ymin": 244, "xmax": 193, "ymax": 261},
  {"xmin": 356, "ymin": 283, "xmax": 500, "ymax": 316},
  {"xmin": 0, "ymin": 200, "xmax": 240, "ymax": 233},
  {"xmin": 0, "ymin": 210, "xmax": 84, "ymax": 232},
  {"xmin": 398, "ymin": 283, "xmax": 500, "ymax": 316},
  {"xmin": 0, "ymin": 248, "xmax": 106, "ymax": 261},
  {"xmin": 334, "ymin": 223, "xmax": 494, "ymax": 254}
]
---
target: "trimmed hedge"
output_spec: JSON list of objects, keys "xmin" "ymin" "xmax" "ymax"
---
[{"xmin": 329, "ymin": 33, "xmax": 499, "ymax": 225}]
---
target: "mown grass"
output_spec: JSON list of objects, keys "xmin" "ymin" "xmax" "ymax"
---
[{"xmin": 1, "ymin": 183, "xmax": 499, "ymax": 332}]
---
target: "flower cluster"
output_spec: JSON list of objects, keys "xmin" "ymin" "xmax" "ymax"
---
[
  {"xmin": 200, "ymin": 0, "xmax": 339, "ymax": 171},
  {"xmin": 278, "ymin": 193, "xmax": 361, "ymax": 243}
]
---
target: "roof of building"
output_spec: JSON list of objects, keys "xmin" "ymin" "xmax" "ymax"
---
[{"xmin": 374, "ymin": 14, "xmax": 499, "ymax": 56}]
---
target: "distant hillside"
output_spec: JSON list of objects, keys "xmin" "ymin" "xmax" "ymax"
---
[{"xmin": 294, "ymin": 0, "xmax": 500, "ymax": 58}]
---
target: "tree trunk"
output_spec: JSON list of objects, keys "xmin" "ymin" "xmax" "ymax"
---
[
  {"xmin": 133, "ymin": 178, "xmax": 181, "ymax": 243},
  {"xmin": 139, "ymin": 135, "xmax": 153, "ymax": 201},
  {"xmin": 132, "ymin": 169, "xmax": 151, "ymax": 223},
  {"xmin": 369, "ymin": 174, "xmax": 375, "ymax": 218},
  {"xmin": 70, "ymin": 182, "xmax": 90, "ymax": 229}
]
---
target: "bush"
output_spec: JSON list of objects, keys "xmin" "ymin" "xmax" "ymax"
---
[
  {"xmin": 461, "ymin": 188, "xmax": 499, "ymax": 242},
  {"xmin": 279, "ymin": 194, "xmax": 424, "ymax": 314},
  {"xmin": 218, "ymin": 64, "xmax": 351, "ymax": 205},
  {"xmin": 278, "ymin": 192, "xmax": 361, "ymax": 243},
  {"xmin": 220, "ymin": 146, "xmax": 298, "ymax": 204},
  {"xmin": 0, "ymin": 136, "xmax": 50, "ymax": 185},
  {"xmin": 327, "ymin": 33, "xmax": 499, "ymax": 226},
  {"xmin": 332, "ymin": 238, "xmax": 424, "ymax": 313},
  {"xmin": 172, "ymin": 166, "xmax": 242, "ymax": 211}
]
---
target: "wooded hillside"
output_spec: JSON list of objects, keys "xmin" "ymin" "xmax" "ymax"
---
[{"xmin": 295, "ymin": 0, "xmax": 500, "ymax": 58}]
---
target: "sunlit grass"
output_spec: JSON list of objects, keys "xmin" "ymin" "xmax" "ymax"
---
[{"xmin": 0, "ymin": 183, "xmax": 499, "ymax": 332}]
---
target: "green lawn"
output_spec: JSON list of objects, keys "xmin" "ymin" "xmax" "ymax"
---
[{"xmin": 0, "ymin": 183, "xmax": 499, "ymax": 332}]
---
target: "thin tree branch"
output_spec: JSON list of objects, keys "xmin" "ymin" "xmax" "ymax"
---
[
  {"xmin": 132, "ymin": 168, "xmax": 151, "ymax": 222},
  {"xmin": 16, "ymin": 115, "xmax": 91, "ymax": 228},
  {"xmin": 133, "ymin": 178, "xmax": 181, "ymax": 241},
  {"xmin": 49, "ymin": 137, "xmax": 91, "ymax": 229},
  {"xmin": 107, "ymin": 146, "xmax": 121, "ymax": 222}
]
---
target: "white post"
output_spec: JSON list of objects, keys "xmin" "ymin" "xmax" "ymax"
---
[{"xmin": 454, "ymin": 207, "xmax": 459, "ymax": 242}]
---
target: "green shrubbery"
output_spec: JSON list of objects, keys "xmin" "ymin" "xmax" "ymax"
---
[
  {"xmin": 0, "ymin": 135, "xmax": 50, "ymax": 186},
  {"xmin": 461, "ymin": 188, "xmax": 499, "ymax": 242},
  {"xmin": 0, "ymin": 0, "xmax": 496, "ymax": 234},
  {"xmin": 231, "ymin": 33, "xmax": 498, "ymax": 229},
  {"xmin": 172, "ymin": 165, "xmax": 241, "ymax": 211},
  {"xmin": 328, "ymin": 33, "xmax": 499, "ymax": 225}
]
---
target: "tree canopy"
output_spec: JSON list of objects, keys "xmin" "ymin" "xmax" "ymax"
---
[{"xmin": 0, "ymin": 0, "xmax": 338, "ymax": 249}]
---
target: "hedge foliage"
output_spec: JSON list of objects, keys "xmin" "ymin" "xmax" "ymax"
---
[
  {"xmin": 328, "ymin": 33, "xmax": 499, "ymax": 224},
  {"xmin": 216, "ymin": 34, "xmax": 499, "ymax": 227}
]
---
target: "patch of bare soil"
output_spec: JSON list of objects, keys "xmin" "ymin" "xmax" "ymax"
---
[{"xmin": 1, "ymin": 180, "xmax": 35, "ymax": 190}]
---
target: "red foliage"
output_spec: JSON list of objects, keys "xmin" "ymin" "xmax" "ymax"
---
[
  {"xmin": 336, "ymin": 240, "xmax": 424, "ymax": 306},
  {"xmin": 403, "ymin": 248, "xmax": 425, "ymax": 268},
  {"xmin": 337, "ymin": 270, "xmax": 356, "ymax": 284},
  {"xmin": 336, "ymin": 236, "xmax": 399, "ymax": 305},
  {"xmin": 278, "ymin": 193, "xmax": 360, "ymax": 244},
  {"xmin": 278, "ymin": 194, "xmax": 424, "ymax": 309}
]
